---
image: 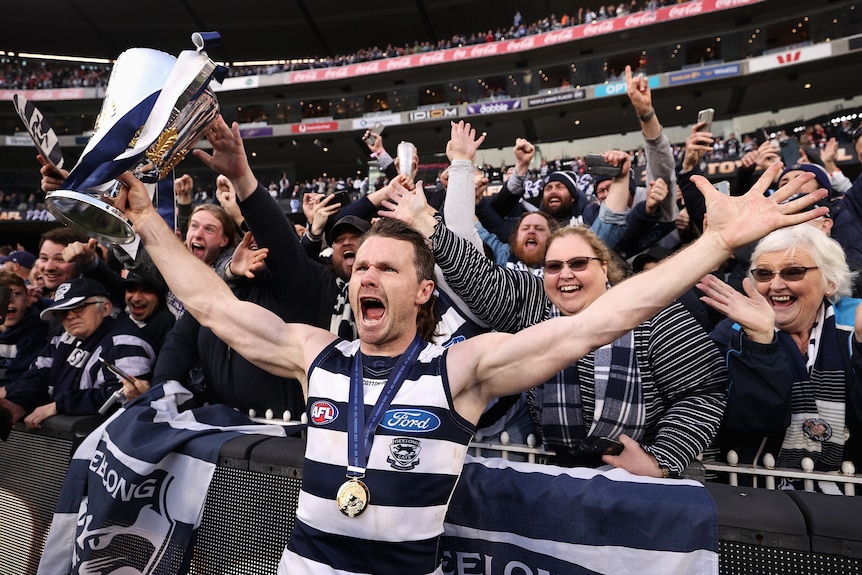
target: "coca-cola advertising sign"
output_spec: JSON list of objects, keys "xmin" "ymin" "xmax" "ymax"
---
[
  {"xmin": 0, "ymin": 88, "xmax": 87, "ymax": 101},
  {"xmin": 669, "ymin": 2, "xmax": 704, "ymax": 18},
  {"xmin": 582, "ymin": 20, "xmax": 616, "ymax": 37},
  {"xmin": 275, "ymin": 0, "xmax": 764, "ymax": 86}
]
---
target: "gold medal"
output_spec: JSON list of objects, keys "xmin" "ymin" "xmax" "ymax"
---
[{"xmin": 336, "ymin": 478, "xmax": 370, "ymax": 518}]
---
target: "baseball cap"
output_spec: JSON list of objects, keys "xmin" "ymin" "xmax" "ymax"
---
[
  {"xmin": 40, "ymin": 278, "xmax": 110, "ymax": 320},
  {"xmin": 327, "ymin": 215, "xmax": 371, "ymax": 245},
  {"xmin": 0, "ymin": 250, "xmax": 36, "ymax": 269}
]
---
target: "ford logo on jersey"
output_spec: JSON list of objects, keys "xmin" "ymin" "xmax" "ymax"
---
[
  {"xmin": 310, "ymin": 401, "xmax": 338, "ymax": 425},
  {"xmin": 380, "ymin": 409, "xmax": 441, "ymax": 432}
]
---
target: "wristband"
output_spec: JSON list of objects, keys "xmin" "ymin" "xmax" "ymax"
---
[
  {"xmin": 224, "ymin": 259, "xmax": 235, "ymax": 280},
  {"xmin": 305, "ymin": 229, "xmax": 323, "ymax": 243},
  {"xmin": 639, "ymin": 108, "xmax": 656, "ymax": 123}
]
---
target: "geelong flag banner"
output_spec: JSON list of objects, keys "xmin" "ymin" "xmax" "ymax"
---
[
  {"xmin": 37, "ymin": 380, "xmax": 286, "ymax": 574},
  {"xmin": 442, "ymin": 456, "xmax": 718, "ymax": 575}
]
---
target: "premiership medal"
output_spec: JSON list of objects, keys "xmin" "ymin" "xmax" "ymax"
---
[
  {"xmin": 337, "ymin": 478, "xmax": 370, "ymax": 518},
  {"xmin": 340, "ymin": 334, "xmax": 423, "ymax": 518}
]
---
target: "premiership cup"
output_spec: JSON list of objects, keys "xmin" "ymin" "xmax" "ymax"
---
[{"xmin": 46, "ymin": 34, "xmax": 225, "ymax": 244}]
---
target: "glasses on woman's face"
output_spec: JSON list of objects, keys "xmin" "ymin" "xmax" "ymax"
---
[
  {"xmin": 543, "ymin": 256, "xmax": 603, "ymax": 275},
  {"xmin": 750, "ymin": 266, "xmax": 819, "ymax": 283}
]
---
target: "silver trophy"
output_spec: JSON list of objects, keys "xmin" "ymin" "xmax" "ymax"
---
[{"xmin": 46, "ymin": 33, "xmax": 226, "ymax": 244}]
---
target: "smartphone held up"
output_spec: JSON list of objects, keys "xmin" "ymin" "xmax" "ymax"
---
[
  {"xmin": 696, "ymin": 108, "xmax": 714, "ymax": 134},
  {"xmin": 585, "ymin": 154, "xmax": 622, "ymax": 177},
  {"xmin": 363, "ymin": 121, "xmax": 385, "ymax": 145}
]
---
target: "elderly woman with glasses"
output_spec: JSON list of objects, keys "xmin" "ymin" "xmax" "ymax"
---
[{"xmin": 699, "ymin": 224, "xmax": 862, "ymax": 485}]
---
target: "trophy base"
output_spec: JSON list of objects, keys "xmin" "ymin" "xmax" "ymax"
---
[{"xmin": 46, "ymin": 191, "xmax": 136, "ymax": 245}]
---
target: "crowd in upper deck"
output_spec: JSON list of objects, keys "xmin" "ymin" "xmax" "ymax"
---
[{"xmin": 0, "ymin": 1, "xmax": 688, "ymax": 92}]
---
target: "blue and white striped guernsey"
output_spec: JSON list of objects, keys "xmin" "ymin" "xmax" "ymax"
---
[{"xmin": 280, "ymin": 338, "xmax": 475, "ymax": 575}]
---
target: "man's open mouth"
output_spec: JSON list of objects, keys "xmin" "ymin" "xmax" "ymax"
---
[{"xmin": 360, "ymin": 297, "xmax": 385, "ymax": 322}]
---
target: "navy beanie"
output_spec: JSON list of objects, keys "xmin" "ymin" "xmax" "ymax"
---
[{"xmin": 546, "ymin": 171, "xmax": 581, "ymax": 197}]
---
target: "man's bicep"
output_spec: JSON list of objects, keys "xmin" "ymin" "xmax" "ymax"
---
[
  {"xmin": 450, "ymin": 332, "xmax": 544, "ymax": 401},
  {"xmin": 207, "ymin": 300, "xmax": 316, "ymax": 381}
]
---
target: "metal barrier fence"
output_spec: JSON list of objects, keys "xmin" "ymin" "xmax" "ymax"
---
[{"xmin": 471, "ymin": 431, "xmax": 862, "ymax": 495}]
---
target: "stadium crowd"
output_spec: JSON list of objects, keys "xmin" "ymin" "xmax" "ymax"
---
[
  {"xmin": 0, "ymin": 18, "xmax": 860, "ymax": 564},
  {"xmin": 1, "ymin": 62, "xmax": 859, "ymax": 491}
]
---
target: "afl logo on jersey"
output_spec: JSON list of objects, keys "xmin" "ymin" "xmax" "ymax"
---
[{"xmin": 310, "ymin": 401, "xmax": 338, "ymax": 425}]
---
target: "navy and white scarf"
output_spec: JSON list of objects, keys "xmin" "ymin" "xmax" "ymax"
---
[
  {"xmin": 532, "ymin": 305, "xmax": 646, "ymax": 450},
  {"xmin": 330, "ymin": 278, "xmax": 356, "ymax": 340},
  {"xmin": 506, "ymin": 259, "xmax": 544, "ymax": 277},
  {"xmin": 775, "ymin": 302, "xmax": 847, "ymax": 471}
]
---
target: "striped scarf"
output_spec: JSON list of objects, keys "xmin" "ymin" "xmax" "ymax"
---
[
  {"xmin": 775, "ymin": 302, "xmax": 847, "ymax": 471},
  {"xmin": 329, "ymin": 278, "xmax": 356, "ymax": 340},
  {"xmin": 506, "ymin": 259, "xmax": 544, "ymax": 277},
  {"xmin": 532, "ymin": 305, "xmax": 646, "ymax": 451}
]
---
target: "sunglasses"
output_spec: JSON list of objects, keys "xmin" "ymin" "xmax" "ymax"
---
[
  {"xmin": 750, "ymin": 266, "xmax": 819, "ymax": 283},
  {"xmin": 543, "ymin": 257, "xmax": 603, "ymax": 274},
  {"xmin": 57, "ymin": 300, "xmax": 101, "ymax": 318}
]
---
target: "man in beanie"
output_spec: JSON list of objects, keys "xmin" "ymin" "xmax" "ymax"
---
[
  {"xmin": 541, "ymin": 170, "xmax": 589, "ymax": 226},
  {"xmin": 778, "ymin": 163, "xmax": 833, "ymax": 197},
  {"xmin": 0, "ymin": 278, "xmax": 155, "ymax": 429}
]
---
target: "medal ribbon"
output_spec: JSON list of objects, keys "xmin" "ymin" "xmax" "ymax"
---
[{"xmin": 347, "ymin": 333, "xmax": 424, "ymax": 478}]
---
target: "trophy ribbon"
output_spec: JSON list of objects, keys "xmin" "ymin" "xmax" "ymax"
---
[
  {"xmin": 12, "ymin": 94, "xmax": 64, "ymax": 170},
  {"xmin": 115, "ymin": 45, "xmax": 219, "ymax": 164},
  {"xmin": 341, "ymin": 333, "xmax": 424, "ymax": 517}
]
